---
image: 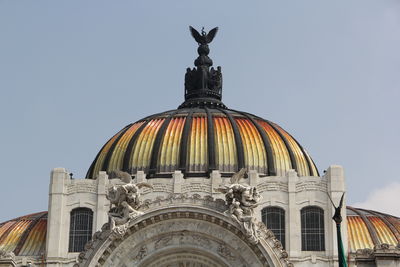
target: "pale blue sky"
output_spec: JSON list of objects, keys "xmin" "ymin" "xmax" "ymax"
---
[{"xmin": 1, "ymin": 0, "xmax": 399, "ymax": 221}]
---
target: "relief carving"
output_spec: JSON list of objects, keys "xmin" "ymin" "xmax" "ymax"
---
[
  {"xmin": 141, "ymin": 193, "xmax": 227, "ymax": 213},
  {"xmin": 178, "ymin": 231, "xmax": 211, "ymax": 247},
  {"xmin": 257, "ymin": 182, "xmax": 288, "ymax": 193},
  {"xmin": 67, "ymin": 183, "xmax": 97, "ymax": 194},
  {"xmin": 375, "ymin": 243, "xmax": 390, "ymax": 250},
  {"xmin": 107, "ymin": 171, "xmax": 153, "ymax": 237},
  {"xmin": 191, "ymin": 234, "xmax": 211, "ymax": 247},
  {"xmin": 181, "ymin": 183, "xmax": 211, "ymax": 193},
  {"xmin": 154, "ymin": 235, "xmax": 173, "ymax": 249},
  {"xmin": 216, "ymin": 168, "xmax": 262, "ymax": 244},
  {"xmin": 217, "ymin": 243, "xmax": 236, "ymax": 261},
  {"xmin": 134, "ymin": 245, "xmax": 147, "ymax": 261},
  {"xmin": 295, "ymin": 180, "xmax": 327, "ymax": 192},
  {"xmin": 355, "ymin": 248, "xmax": 374, "ymax": 258}
]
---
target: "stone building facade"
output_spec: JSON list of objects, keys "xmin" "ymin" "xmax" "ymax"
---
[{"xmin": 1, "ymin": 28, "xmax": 400, "ymax": 267}]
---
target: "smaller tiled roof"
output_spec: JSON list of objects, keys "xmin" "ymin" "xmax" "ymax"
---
[
  {"xmin": 0, "ymin": 211, "xmax": 47, "ymax": 257},
  {"xmin": 347, "ymin": 207, "xmax": 400, "ymax": 253}
]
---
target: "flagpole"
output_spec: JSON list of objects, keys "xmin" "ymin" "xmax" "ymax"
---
[{"xmin": 329, "ymin": 192, "xmax": 348, "ymax": 267}]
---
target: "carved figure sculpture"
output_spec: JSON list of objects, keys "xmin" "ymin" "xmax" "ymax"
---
[
  {"xmin": 106, "ymin": 174, "xmax": 153, "ymax": 237},
  {"xmin": 216, "ymin": 168, "xmax": 262, "ymax": 244},
  {"xmin": 107, "ymin": 181, "xmax": 152, "ymax": 210},
  {"xmin": 109, "ymin": 201, "xmax": 142, "ymax": 230}
]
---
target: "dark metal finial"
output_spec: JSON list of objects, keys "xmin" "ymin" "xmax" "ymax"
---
[{"xmin": 179, "ymin": 26, "xmax": 225, "ymax": 109}]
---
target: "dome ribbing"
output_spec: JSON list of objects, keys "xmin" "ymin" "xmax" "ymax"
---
[{"xmin": 86, "ymin": 108, "xmax": 319, "ymax": 178}]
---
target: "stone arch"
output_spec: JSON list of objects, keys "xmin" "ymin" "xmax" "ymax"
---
[{"xmin": 78, "ymin": 206, "xmax": 292, "ymax": 267}]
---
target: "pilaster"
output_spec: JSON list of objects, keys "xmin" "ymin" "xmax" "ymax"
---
[
  {"xmin": 210, "ymin": 170, "xmax": 222, "ymax": 195},
  {"xmin": 248, "ymin": 170, "xmax": 258, "ymax": 187},
  {"xmin": 173, "ymin": 170, "xmax": 184, "ymax": 193},
  {"xmin": 94, "ymin": 171, "xmax": 109, "ymax": 231},
  {"xmin": 135, "ymin": 171, "xmax": 146, "ymax": 183},
  {"xmin": 46, "ymin": 168, "xmax": 69, "ymax": 259},
  {"xmin": 287, "ymin": 169, "xmax": 301, "ymax": 258}
]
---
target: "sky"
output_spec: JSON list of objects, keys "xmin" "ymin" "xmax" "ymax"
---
[{"xmin": 0, "ymin": 0, "xmax": 399, "ymax": 222}]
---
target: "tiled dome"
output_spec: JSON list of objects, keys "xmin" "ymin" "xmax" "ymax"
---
[
  {"xmin": 0, "ymin": 212, "xmax": 47, "ymax": 257},
  {"xmin": 347, "ymin": 207, "xmax": 400, "ymax": 253},
  {"xmin": 86, "ymin": 108, "xmax": 319, "ymax": 179}
]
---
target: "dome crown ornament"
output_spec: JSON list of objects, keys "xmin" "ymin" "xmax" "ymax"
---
[{"xmin": 179, "ymin": 26, "xmax": 226, "ymax": 109}]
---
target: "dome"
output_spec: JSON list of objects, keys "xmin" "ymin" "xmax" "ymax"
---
[
  {"xmin": 86, "ymin": 108, "xmax": 319, "ymax": 178},
  {"xmin": 0, "ymin": 212, "xmax": 47, "ymax": 257},
  {"xmin": 86, "ymin": 27, "xmax": 319, "ymax": 179},
  {"xmin": 346, "ymin": 207, "xmax": 400, "ymax": 252}
]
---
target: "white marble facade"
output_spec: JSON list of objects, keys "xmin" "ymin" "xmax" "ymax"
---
[{"xmin": 42, "ymin": 165, "xmax": 347, "ymax": 267}]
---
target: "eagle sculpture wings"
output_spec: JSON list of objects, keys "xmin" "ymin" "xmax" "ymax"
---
[
  {"xmin": 108, "ymin": 170, "xmax": 132, "ymax": 183},
  {"xmin": 230, "ymin": 168, "xmax": 247, "ymax": 184},
  {"xmin": 189, "ymin": 26, "xmax": 219, "ymax": 45},
  {"xmin": 135, "ymin": 182, "xmax": 154, "ymax": 189},
  {"xmin": 215, "ymin": 168, "xmax": 247, "ymax": 195}
]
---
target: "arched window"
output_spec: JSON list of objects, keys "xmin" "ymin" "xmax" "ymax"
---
[
  {"xmin": 261, "ymin": 207, "xmax": 285, "ymax": 248},
  {"xmin": 69, "ymin": 208, "xmax": 93, "ymax": 252},
  {"xmin": 301, "ymin": 206, "xmax": 325, "ymax": 251}
]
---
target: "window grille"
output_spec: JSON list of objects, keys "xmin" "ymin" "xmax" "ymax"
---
[
  {"xmin": 262, "ymin": 207, "xmax": 285, "ymax": 249},
  {"xmin": 301, "ymin": 206, "xmax": 325, "ymax": 251},
  {"xmin": 69, "ymin": 208, "xmax": 93, "ymax": 252}
]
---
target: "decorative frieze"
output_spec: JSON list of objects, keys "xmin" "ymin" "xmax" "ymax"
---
[
  {"xmin": 67, "ymin": 181, "xmax": 97, "ymax": 194},
  {"xmin": 141, "ymin": 193, "xmax": 227, "ymax": 213},
  {"xmin": 295, "ymin": 180, "xmax": 327, "ymax": 192},
  {"xmin": 181, "ymin": 182, "xmax": 212, "ymax": 193},
  {"xmin": 142, "ymin": 183, "xmax": 172, "ymax": 194},
  {"xmin": 257, "ymin": 181, "xmax": 288, "ymax": 193}
]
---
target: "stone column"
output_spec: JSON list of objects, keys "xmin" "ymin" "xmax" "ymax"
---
[{"xmin": 248, "ymin": 170, "xmax": 258, "ymax": 187}]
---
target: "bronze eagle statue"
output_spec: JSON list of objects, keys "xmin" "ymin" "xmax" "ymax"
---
[{"xmin": 189, "ymin": 26, "xmax": 219, "ymax": 45}]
